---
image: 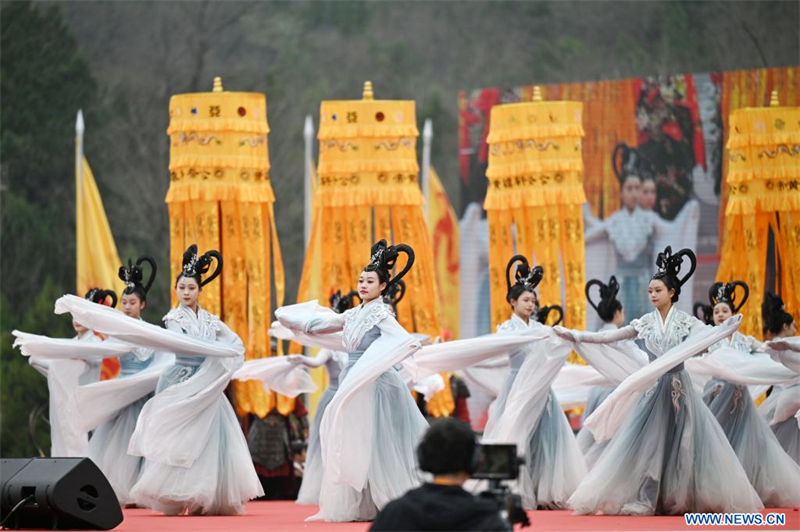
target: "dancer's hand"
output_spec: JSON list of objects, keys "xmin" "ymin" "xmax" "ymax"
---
[
  {"xmin": 286, "ymin": 354, "xmax": 304, "ymax": 365},
  {"xmin": 553, "ymin": 326, "xmax": 577, "ymax": 342}
]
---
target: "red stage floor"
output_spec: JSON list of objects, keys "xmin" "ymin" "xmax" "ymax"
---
[{"xmin": 103, "ymin": 502, "xmax": 800, "ymax": 532}]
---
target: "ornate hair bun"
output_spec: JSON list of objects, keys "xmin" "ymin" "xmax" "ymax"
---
[
  {"xmin": 119, "ymin": 256, "xmax": 157, "ymax": 296},
  {"xmin": 330, "ymin": 290, "xmax": 360, "ymax": 314},
  {"xmin": 653, "ymin": 245, "xmax": 697, "ymax": 288},
  {"xmin": 181, "ymin": 244, "xmax": 223, "ymax": 287},
  {"xmin": 363, "ymin": 239, "xmax": 415, "ymax": 293},
  {"xmin": 708, "ymin": 280, "xmax": 749, "ymax": 314},
  {"xmin": 84, "ymin": 287, "xmax": 118, "ymax": 308},
  {"xmin": 505, "ymin": 254, "xmax": 544, "ymax": 294}
]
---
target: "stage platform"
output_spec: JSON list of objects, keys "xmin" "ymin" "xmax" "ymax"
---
[{"xmin": 100, "ymin": 502, "xmax": 799, "ymax": 532}]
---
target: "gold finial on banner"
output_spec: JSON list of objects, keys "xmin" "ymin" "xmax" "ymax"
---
[
  {"xmin": 363, "ymin": 81, "xmax": 374, "ymax": 100},
  {"xmin": 769, "ymin": 89, "xmax": 779, "ymax": 107},
  {"xmin": 213, "ymin": 76, "xmax": 223, "ymax": 92},
  {"xmin": 533, "ymin": 85, "xmax": 543, "ymax": 102}
]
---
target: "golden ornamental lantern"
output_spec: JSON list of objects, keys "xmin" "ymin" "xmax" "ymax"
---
[
  {"xmin": 166, "ymin": 77, "xmax": 291, "ymax": 417},
  {"xmin": 717, "ymin": 91, "xmax": 800, "ymax": 336},
  {"xmin": 484, "ymin": 87, "xmax": 587, "ymax": 332},
  {"xmin": 295, "ymin": 82, "xmax": 441, "ymax": 339}
]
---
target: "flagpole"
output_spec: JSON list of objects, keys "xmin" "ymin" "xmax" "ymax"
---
[
  {"xmin": 421, "ymin": 119, "xmax": 433, "ymax": 221},
  {"xmin": 303, "ymin": 115, "xmax": 314, "ymax": 248},
  {"xmin": 76, "ymin": 110, "xmax": 85, "ymax": 292},
  {"xmin": 76, "ymin": 109, "xmax": 85, "ymax": 196}
]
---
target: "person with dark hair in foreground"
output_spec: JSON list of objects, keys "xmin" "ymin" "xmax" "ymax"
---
[{"xmin": 370, "ymin": 418, "xmax": 510, "ymax": 532}]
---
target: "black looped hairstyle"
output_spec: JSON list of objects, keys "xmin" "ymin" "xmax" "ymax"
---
[
  {"xmin": 652, "ymin": 246, "xmax": 696, "ymax": 303},
  {"xmin": 536, "ymin": 304, "xmax": 563, "ymax": 326},
  {"xmin": 762, "ymin": 292, "xmax": 795, "ymax": 336},
  {"xmin": 84, "ymin": 287, "xmax": 118, "ymax": 309},
  {"xmin": 176, "ymin": 244, "xmax": 223, "ymax": 288},
  {"xmin": 505, "ymin": 254, "xmax": 544, "ymax": 303},
  {"xmin": 586, "ymin": 275, "xmax": 623, "ymax": 323},
  {"xmin": 329, "ymin": 290, "xmax": 360, "ymax": 314},
  {"xmin": 708, "ymin": 280, "xmax": 749, "ymax": 314},
  {"xmin": 693, "ymin": 302, "xmax": 713, "ymax": 326},
  {"xmin": 383, "ymin": 279, "xmax": 406, "ymax": 310},
  {"xmin": 612, "ymin": 142, "xmax": 656, "ymax": 185},
  {"xmin": 363, "ymin": 239, "xmax": 415, "ymax": 295},
  {"xmin": 119, "ymin": 256, "xmax": 157, "ymax": 302}
]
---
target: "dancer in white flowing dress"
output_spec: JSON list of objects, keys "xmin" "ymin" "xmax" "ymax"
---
[
  {"xmin": 292, "ymin": 290, "xmax": 355, "ymax": 506},
  {"xmin": 556, "ymin": 246, "xmax": 762, "ymax": 515},
  {"xmin": 85, "ymin": 257, "xmax": 163, "ymax": 505},
  {"xmin": 760, "ymin": 292, "xmax": 799, "ymax": 464},
  {"xmin": 482, "ymin": 255, "xmax": 587, "ymax": 510},
  {"xmin": 693, "ymin": 281, "xmax": 800, "ymax": 506},
  {"xmin": 275, "ymin": 240, "xmax": 428, "ymax": 522},
  {"xmin": 576, "ymin": 276, "xmax": 625, "ymax": 469},
  {"xmin": 125, "ymin": 244, "xmax": 262, "ymax": 515},
  {"xmin": 25, "ymin": 288, "xmax": 115, "ymax": 457}
]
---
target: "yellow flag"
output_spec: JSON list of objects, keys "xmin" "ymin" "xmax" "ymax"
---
[
  {"xmin": 427, "ymin": 168, "xmax": 460, "ymax": 340},
  {"xmin": 76, "ymin": 152, "xmax": 125, "ymax": 379}
]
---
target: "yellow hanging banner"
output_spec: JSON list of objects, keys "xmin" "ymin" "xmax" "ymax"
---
[
  {"xmin": 718, "ymin": 95, "xmax": 800, "ymax": 335},
  {"xmin": 484, "ymin": 90, "xmax": 587, "ymax": 336},
  {"xmin": 294, "ymin": 82, "xmax": 441, "ymax": 342},
  {"xmin": 166, "ymin": 77, "xmax": 291, "ymax": 417}
]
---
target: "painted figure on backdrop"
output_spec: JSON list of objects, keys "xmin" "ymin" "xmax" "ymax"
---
[{"xmin": 584, "ymin": 144, "xmax": 699, "ymax": 328}]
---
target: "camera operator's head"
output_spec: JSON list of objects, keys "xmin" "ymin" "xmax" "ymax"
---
[{"xmin": 417, "ymin": 418, "xmax": 477, "ymax": 485}]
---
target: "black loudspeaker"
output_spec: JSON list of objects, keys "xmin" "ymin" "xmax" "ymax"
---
[{"xmin": 0, "ymin": 458, "xmax": 123, "ymax": 530}]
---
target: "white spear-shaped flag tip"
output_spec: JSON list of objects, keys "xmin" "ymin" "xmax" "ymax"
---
[
  {"xmin": 76, "ymin": 109, "xmax": 85, "ymax": 135},
  {"xmin": 423, "ymin": 119, "xmax": 433, "ymax": 140}
]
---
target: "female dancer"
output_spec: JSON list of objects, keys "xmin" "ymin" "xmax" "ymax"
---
[
  {"xmin": 483, "ymin": 255, "xmax": 586, "ymax": 510},
  {"xmin": 697, "ymin": 282, "xmax": 800, "ymax": 506},
  {"xmin": 556, "ymin": 246, "xmax": 761, "ymax": 515},
  {"xmin": 85, "ymin": 257, "xmax": 161, "ymax": 505},
  {"xmin": 760, "ymin": 293, "xmax": 799, "ymax": 464},
  {"xmin": 22, "ymin": 288, "xmax": 116, "ymax": 457},
  {"xmin": 276, "ymin": 240, "xmax": 428, "ymax": 522},
  {"xmin": 126, "ymin": 244, "xmax": 262, "ymax": 515},
  {"xmin": 576, "ymin": 276, "xmax": 625, "ymax": 468},
  {"xmin": 291, "ymin": 290, "xmax": 356, "ymax": 505}
]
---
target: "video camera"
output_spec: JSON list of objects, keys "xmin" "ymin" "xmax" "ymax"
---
[{"xmin": 474, "ymin": 443, "xmax": 529, "ymax": 529}]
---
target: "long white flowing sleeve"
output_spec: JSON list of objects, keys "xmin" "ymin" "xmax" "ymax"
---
[
  {"xmin": 585, "ymin": 314, "xmax": 742, "ymax": 442},
  {"xmin": 483, "ymin": 333, "xmax": 574, "ymax": 443},
  {"xmin": 232, "ymin": 356, "xmax": 317, "ymax": 397},
  {"xmin": 127, "ymin": 319, "xmax": 244, "ymax": 467},
  {"xmin": 401, "ymin": 330, "xmax": 548, "ymax": 383},
  {"xmin": 72, "ymin": 352, "xmax": 176, "ymax": 432},
  {"xmin": 13, "ymin": 330, "xmax": 135, "ymax": 360},
  {"xmin": 556, "ymin": 325, "xmax": 649, "ymax": 385},
  {"xmin": 552, "ymin": 363, "xmax": 614, "ymax": 410},
  {"xmin": 275, "ymin": 300, "xmax": 346, "ymax": 335},
  {"xmin": 685, "ymin": 349, "xmax": 800, "ymax": 387},
  {"xmin": 269, "ymin": 321, "xmax": 345, "ymax": 352},
  {"xmin": 318, "ymin": 315, "xmax": 421, "ymax": 491},
  {"xmin": 55, "ymin": 295, "xmax": 241, "ymax": 358}
]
